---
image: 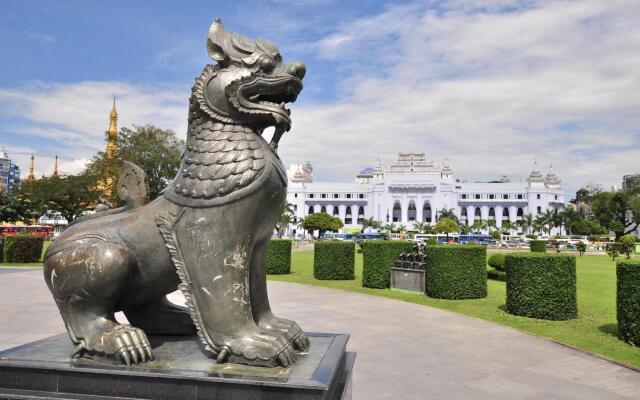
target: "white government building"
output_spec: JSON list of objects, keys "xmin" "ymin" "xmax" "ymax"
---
[{"xmin": 285, "ymin": 152, "xmax": 564, "ymax": 237}]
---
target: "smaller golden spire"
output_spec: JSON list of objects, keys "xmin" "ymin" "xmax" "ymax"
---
[
  {"xmin": 27, "ymin": 154, "xmax": 35, "ymax": 181},
  {"xmin": 52, "ymin": 154, "xmax": 59, "ymax": 178},
  {"xmin": 105, "ymin": 98, "xmax": 118, "ymax": 158}
]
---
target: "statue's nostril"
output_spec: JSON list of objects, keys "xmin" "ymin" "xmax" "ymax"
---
[{"xmin": 290, "ymin": 61, "xmax": 306, "ymax": 80}]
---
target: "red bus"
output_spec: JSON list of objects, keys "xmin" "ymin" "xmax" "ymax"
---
[{"xmin": 0, "ymin": 225, "xmax": 54, "ymax": 239}]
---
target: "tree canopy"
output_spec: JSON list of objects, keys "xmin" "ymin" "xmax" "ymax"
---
[
  {"xmin": 434, "ymin": 217, "xmax": 460, "ymax": 240},
  {"xmin": 300, "ymin": 212, "xmax": 343, "ymax": 236}
]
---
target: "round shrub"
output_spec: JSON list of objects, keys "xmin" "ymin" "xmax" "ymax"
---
[
  {"xmin": 425, "ymin": 244, "xmax": 487, "ymax": 299},
  {"xmin": 617, "ymin": 259, "xmax": 640, "ymax": 345},
  {"xmin": 529, "ymin": 240, "xmax": 547, "ymax": 253},
  {"xmin": 266, "ymin": 239, "xmax": 292, "ymax": 275},
  {"xmin": 362, "ymin": 240, "xmax": 413, "ymax": 288},
  {"xmin": 314, "ymin": 241, "xmax": 355, "ymax": 280},
  {"xmin": 4, "ymin": 235, "xmax": 44, "ymax": 263},
  {"xmin": 505, "ymin": 253, "xmax": 577, "ymax": 320},
  {"xmin": 488, "ymin": 253, "xmax": 505, "ymax": 271}
]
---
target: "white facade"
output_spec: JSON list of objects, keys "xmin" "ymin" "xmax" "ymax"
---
[{"xmin": 286, "ymin": 152, "xmax": 564, "ymax": 236}]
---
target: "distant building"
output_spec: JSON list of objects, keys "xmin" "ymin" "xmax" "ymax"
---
[
  {"xmin": 623, "ymin": 173, "xmax": 640, "ymax": 191},
  {"xmin": 0, "ymin": 150, "xmax": 21, "ymax": 192},
  {"xmin": 285, "ymin": 152, "xmax": 564, "ymax": 237}
]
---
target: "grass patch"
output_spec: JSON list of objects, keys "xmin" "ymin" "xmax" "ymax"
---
[{"xmin": 269, "ymin": 250, "xmax": 640, "ymax": 368}]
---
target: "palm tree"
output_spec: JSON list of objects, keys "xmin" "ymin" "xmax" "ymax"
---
[
  {"xmin": 559, "ymin": 206, "xmax": 577, "ymax": 236},
  {"xmin": 437, "ymin": 208, "xmax": 459, "ymax": 224},
  {"xmin": 487, "ymin": 219, "xmax": 497, "ymax": 232},
  {"xmin": 472, "ymin": 219, "xmax": 486, "ymax": 234},
  {"xmin": 534, "ymin": 214, "xmax": 547, "ymax": 234},
  {"xmin": 519, "ymin": 213, "xmax": 534, "ymax": 234},
  {"xmin": 543, "ymin": 209, "xmax": 556, "ymax": 235},
  {"xmin": 276, "ymin": 203, "xmax": 295, "ymax": 238},
  {"xmin": 382, "ymin": 223, "xmax": 395, "ymax": 233},
  {"xmin": 413, "ymin": 221, "xmax": 427, "ymax": 234},
  {"xmin": 502, "ymin": 220, "xmax": 517, "ymax": 235},
  {"xmin": 361, "ymin": 217, "xmax": 381, "ymax": 233},
  {"xmin": 397, "ymin": 224, "xmax": 407, "ymax": 233},
  {"xmin": 460, "ymin": 224, "xmax": 473, "ymax": 234}
]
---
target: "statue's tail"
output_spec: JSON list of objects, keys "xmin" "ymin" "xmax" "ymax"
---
[{"xmin": 66, "ymin": 161, "xmax": 150, "ymax": 228}]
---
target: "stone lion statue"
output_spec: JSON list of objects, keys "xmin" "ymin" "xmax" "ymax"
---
[{"xmin": 43, "ymin": 19, "xmax": 308, "ymax": 368}]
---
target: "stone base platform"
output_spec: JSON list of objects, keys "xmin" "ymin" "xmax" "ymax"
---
[{"xmin": 0, "ymin": 332, "xmax": 354, "ymax": 400}]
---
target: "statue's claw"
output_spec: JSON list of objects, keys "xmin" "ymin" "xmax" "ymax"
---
[
  {"xmin": 75, "ymin": 324, "xmax": 154, "ymax": 366},
  {"xmin": 258, "ymin": 315, "xmax": 310, "ymax": 352}
]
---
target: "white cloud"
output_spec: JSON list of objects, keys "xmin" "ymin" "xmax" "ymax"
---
[
  {"xmin": 277, "ymin": 0, "xmax": 640, "ymax": 197},
  {"xmin": 0, "ymin": 81, "xmax": 189, "ymax": 174}
]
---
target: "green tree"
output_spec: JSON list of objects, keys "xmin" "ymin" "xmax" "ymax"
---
[
  {"xmin": 559, "ymin": 206, "xmax": 578, "ymax": 236},
  {"xmin": 501, "ymin": 220, "xmax": 517, "ymax": 234},
  {"xmin": 437, "ymin": 208, "xmax": 459, "ymax": 224},
  {"xmin": 85, "ymin": 124, "xmax": 184, "ymax": 203},
  {"xmin": 490, "ymin": 230, "xmax": 501, "ymax": 240},
  {"xmin": 519, "ymin": 213, "xmax": 534, "ymax": 234},
  {"xmin": 620, "ymin": 235, "xmax": 635, "ymax": 259},
  {"xmin": 300, "ymin": 212, "xmax": 343, "ymax": 237},
  {"xmin": 275, "ymin": 203, "xmax": 295, "ymax": 238},
  {"xmin": 434, "ymin": 217, "xmax": 460, "ymax": 241},
  {"xmin": 590, "ymin": 189, "xmax": 640, "ymax": 240},
  {"xmin": 361, "ymin": 217, "xmax": 381, "ymax": 233},
  {"xmin": 21, "ymin": 175, "xmax": 96, "ymax": 223},
  {"xmin": 575, "ymin": 242, "xmax": 587, "ymax": 256}
]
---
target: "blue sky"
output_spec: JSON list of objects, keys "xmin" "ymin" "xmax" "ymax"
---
[{"xmin": 1, "ymin": 0, "xmax": 639, "ymax": 198}]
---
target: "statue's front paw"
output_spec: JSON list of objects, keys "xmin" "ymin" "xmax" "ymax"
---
[
  {"xmin": 258, "ymin": 316, "xmax": 310, "ymax": 351},
  {"xmin": 217, "ymin": 329, "xmax": 297, "ymax": 367},
  {"xmin": 74, "ymin": 324, "xmax": 154, "ymax": 366}
]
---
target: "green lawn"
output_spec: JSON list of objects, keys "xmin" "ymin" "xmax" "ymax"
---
[{"xmin": 268, "ymin": 250, "xmax": 640, "ymax": 369}]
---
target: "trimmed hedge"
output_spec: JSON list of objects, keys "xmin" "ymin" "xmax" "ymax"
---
[
  {"xmin": 362, "ymin": 240, "xmax": 413, "ymax": 288},
  {"xmin": 505, "ymin": 253, "xmax": 577, "ymax": 320},
  {"xmin": 4, "ymin": 235, "xmax": 44, "ymax": 263},
  {"xmin": 266, "ymin": 239, "xmax": 292, "ymax": 275},
  {"xmin": 0, "ymin": 237, "xmax": 3, "ymax": 262},
  {"xmin": 425, "ymin": 245, "xmax": 487, "ymax": 299},
  {"xmin": 314, "ymin": 241, "xmax": 355, "ymax": 280},
  {"xmin": 487, "ymin": 268, "xmax": 506, "ymax": 281},
  {"xmin": 530, "ymin": 240, "xmax": 547, "ymax": 253},
  {"xmin": 488, "ymin": 253, "xmax": 505, "ymax": 271},
  {"xmin": 617, "ymin": 259, "xmax": 640, "ymax": 345}
]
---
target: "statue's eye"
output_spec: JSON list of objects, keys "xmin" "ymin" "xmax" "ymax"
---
[{"xmin": 260, "ymin": 57, "xmax": 275, "ymax": 73}]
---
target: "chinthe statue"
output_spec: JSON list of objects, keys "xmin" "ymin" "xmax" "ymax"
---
[{"xmin": 43, "ymin": 19, "xmax": 309, "ymax": 368}]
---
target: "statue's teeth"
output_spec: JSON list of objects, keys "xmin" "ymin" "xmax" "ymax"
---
[
  {"xmin": 249, "ymin": 94, "xmax": 260, "ymax": 101},
  {"xmin": 280, "ymin": 102, "xmax": 285, "ymax": 108}
]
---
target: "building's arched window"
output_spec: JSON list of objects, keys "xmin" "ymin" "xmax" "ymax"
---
[
  {"xmin": 502, "ymin": 208, "xmax": 510, "ymax": 218},
  {"xmin": 393, "ymin": 202, "xmax": 402, "ymax": 222},
  {"xmin": 320, "ymin": 205, "xmax": 326, "ymax": 213},
  {"xmin": 345, "ymin": 206, "xmax": 353, "ymax": 225},
  {"xmin": 517, "ymin": 207, "xmax": 524, "ymax": 219},
  {"xmin": 332, "ymin": 206, "xmax": 339, "ymax": 217},
  {"xmin": 475, "ymin": 207, "xmax": 481, "ymax": 217},
  {"xmin": 407, "ymin": 201, "xmax": 417, "ymax": 221},
  {"xmin": 422, "ymin": 202, "xmax": 432, "ymax": 223},
  {"xmin": 308, "ymin": 206, "xmax": 314, "ymax": 215},
  {"xmin": 488, "ymin": 207, "xmax": 495, "ymax": 219},
  {"xmin": 460, "ymin": 207, "xmax": 468, "ymax": 225},
  {"xmin": 357, "ymin": 206, "xmax": 365, "ymax": 224}
]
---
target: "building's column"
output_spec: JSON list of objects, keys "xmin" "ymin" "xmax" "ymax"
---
[{"xmin": 496, "ymin": 205, "xmax": 503, "ymax": 231}]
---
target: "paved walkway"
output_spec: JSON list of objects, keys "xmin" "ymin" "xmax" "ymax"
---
[{"xmin": 2, "ymin": 267, "xmax": 640, "ymax": 399}]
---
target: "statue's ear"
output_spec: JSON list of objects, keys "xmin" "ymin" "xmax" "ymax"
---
[{"xmin": 207, "ymin": 19, "xmax": 230, "ymax": 66}]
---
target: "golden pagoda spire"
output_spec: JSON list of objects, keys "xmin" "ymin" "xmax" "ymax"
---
[
  {"xmin": 27, "ymin": 153, "xmax": 35, "ymax": 181},
  {"xmin": 52, "ymin": 154, "xmax": 59, "ymax": 178},
  {"xmin": 105, "ymin": 98, "xmax": 118, "ymax": 158}
]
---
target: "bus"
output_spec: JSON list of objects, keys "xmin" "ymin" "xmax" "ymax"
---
[
  {"xmin": 413, "ymin": 233, "xmax": 460, "ymax": 244},
  {"xmin": 0, "ymin": 224, "xmax": 55, "ymax": 239},
  {"xmin": 322, "ymin": 232, "xmax": 356, "ymax": 241}
]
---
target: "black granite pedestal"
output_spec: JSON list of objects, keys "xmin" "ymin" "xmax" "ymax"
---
[{"xmin": 0, "ymin": 332, "xmax": 354, "ymax": 400}]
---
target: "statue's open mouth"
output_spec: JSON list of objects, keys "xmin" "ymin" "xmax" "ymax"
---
[{"xmin": 236, "ymin": 75, "xmax": 303, "ymax": 126}]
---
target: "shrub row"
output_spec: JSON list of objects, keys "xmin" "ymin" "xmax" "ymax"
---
[
  {"xmin": 314, "ymin": 241, "xmax": 355, "ymax": 280},
  {"xmin": 425, "ymin": 244, "xmax": 487, "ymax": 299},
  {"xmin": 266, "ymin": 239, "xmax": 292, "ymax": 275},
  {"xmin": 505, "ymin": 253, "xmax": 577, "ymax": 320},
  {"xmin": 617, "ymin": 259, "xmax": 640, "ymax": 345},
  {"xmin": 3, "ymin": 235, "xmax": 44, "ymax": 263},
  {"xmin": 529, "ymin": 240, "xmax": 547, "ymax": 253},
  {"xmin": 362, "ymin": 240, "xmax": 413, "ymax": 288}
]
